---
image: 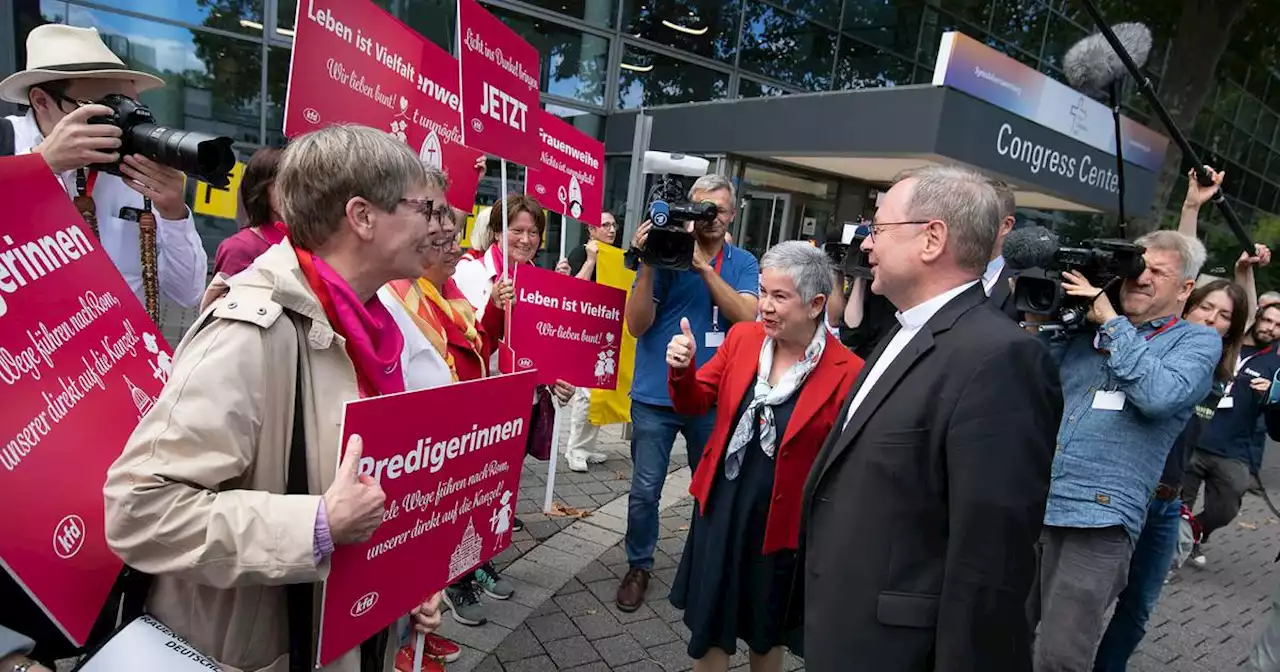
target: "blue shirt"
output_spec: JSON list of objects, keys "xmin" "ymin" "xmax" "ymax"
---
[
  {"xmin": 1044, "ymin": 315, "xmax": 1221, "ymax": 543},
  {"xmin": 631, "ymin": 244, "xmax": 760, "ymax": 406}
]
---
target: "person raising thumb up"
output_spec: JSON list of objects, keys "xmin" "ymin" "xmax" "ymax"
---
[
  {"xmin": 666, "ymin": 317, "xmax": 697, "ymax": 369},
  {"xmin": 322, "ymin": 434, "xmax": 387, "ymax": 545}
]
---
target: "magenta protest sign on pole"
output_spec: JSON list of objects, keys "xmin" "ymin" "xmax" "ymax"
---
[
  {"xmin": 0, "ymin": 156, "xmax": 173, "ymax": 645},
  {"xmin": 456, "ymin": 0, "xmax": 541, "ymax": 166},
  {"xmin": 507, "ymin": 266, "xmax": 625, "ymax": 389},
  {"xmin": 285, "ymin": 0, "xmax": 483, "ymax": 209},
  {"xmin": 316, "ymin": 371, "xmax": 537, "ymax": 666},
  {"xmin": 525, "ymin": 110, "xmax": 606, "ymax": 227}
]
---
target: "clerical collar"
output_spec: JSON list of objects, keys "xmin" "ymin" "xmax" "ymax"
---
[{"xmin": 895, "ymin": 281, "xmax": 979, "ymax": 330}]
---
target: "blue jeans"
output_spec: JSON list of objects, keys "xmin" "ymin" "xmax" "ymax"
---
[
  {"xmin": 625, "ymin": 400, "xmax": 714, "ymax": 569},
  {"xmin": 1093, "ymin": 496, "xmax": 1182, "ymax": 672}
]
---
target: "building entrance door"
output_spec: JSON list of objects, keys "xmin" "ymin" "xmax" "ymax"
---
[{"xmin": 735, "ymin": 192, "xmax": 792, "ymax": 261}]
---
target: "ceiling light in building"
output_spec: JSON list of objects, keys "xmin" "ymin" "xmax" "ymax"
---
[
  {"xmin": 661, "ymin": 19, "xmax": 708, "ymax": 36},
  {"xmin": 620, "ymin": 62, "xmax": 653, "ymax": 73},
  {"xmin": 240, "ymin": 19, "xmax": 265, "ymax": 31},
  {"xmin": 276, "ymin": 27, "xmax": 296, "ymax": 37}
]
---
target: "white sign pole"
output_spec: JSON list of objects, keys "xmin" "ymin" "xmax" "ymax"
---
[
  {"xmin": 500, "ymin": 159, "xmax": 509, "ymax": 281},
  {"xmin": 412, "ymin": 632, "xmax": 426, "ymax": 672},
  {"xmin": 543, "ymin": 403, "xmax": 564, "ymax": 513},
  {"xmin": 559, "ymin": 218, "xmax": 568, "ymax": 264}
]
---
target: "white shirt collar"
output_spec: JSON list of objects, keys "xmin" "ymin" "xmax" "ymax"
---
[
  {"xmin": 895, "ymin": 280, "xmax": 980, "ymax": 330},
  {"xmin": 11, "ymin": 111, "xmax": 46, "ymax": 156}
]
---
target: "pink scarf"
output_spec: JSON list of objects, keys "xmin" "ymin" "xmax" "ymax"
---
[
  {"xmin": 295, "ymin": 247, "xmax": 405, "ymax": 398},
  {"xmin": 260, "ymin": 221, "xmax": 289, "ymax": 245}
]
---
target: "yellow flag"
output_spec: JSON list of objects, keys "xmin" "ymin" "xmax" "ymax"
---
[{"xmin": 589, "ymin": 243, "xmax": 636, "ymax": 425}]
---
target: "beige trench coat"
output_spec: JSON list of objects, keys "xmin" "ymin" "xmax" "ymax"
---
[{"xmin": 103, "ymin": 243, "xmax": 397, "ymax": 672}]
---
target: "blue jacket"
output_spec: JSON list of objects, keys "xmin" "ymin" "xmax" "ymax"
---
[
  {"xmin": 1198, "ymin": 344, "xmax": 1280, "ymax": 472},
  {"xmin": 1044, "ymin": 315, "xmax": 1221, "ymax": 544}
]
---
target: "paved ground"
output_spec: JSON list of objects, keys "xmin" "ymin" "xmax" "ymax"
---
[{"xmin": 438, "ymin": 438, "xmax": 1280, "ymax": 672}]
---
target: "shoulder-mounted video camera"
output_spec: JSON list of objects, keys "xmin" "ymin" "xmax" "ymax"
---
[
  {"xmin": 1006, "ymin": 225, "xmax": 1145, "ymax": 331},
  {"xmin": 636, "ymin": 151, "xmax": 717, "ymax": 271}
]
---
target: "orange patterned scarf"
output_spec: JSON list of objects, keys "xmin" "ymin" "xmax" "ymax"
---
[{"xmin": 386, "ymin": 277, "xmax": 486, "ymax": 380}]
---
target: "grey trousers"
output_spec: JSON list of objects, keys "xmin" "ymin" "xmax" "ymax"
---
[
  {"xmin": 1251, "ymin": 578, "xmax": 1280, "ymax": 671},
  {"xmin": 1027, "ymin": 525, "xmax": 1135, "ymax": 672},
  {"xmin": 1181, "ymin": 449, "xmax": 1252, "ymax": 542}
]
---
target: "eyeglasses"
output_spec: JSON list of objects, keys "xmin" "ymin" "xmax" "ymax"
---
[
  {"xmin": 38, "ymin": 86, "xmax": 93, "ymax": 112},
  {"xmin": 868, "ymin": 219, "xmax": 932, "ymax": 240},
  {"xmin": 399, "ymin": 198, "xmax": 452, "ymax": 223}
]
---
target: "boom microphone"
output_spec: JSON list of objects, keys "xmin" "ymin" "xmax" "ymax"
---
[
  {"xmin": 1063, "ymin": 22, "xmax": 1152, "ymax": 95},
  {"xmin": 1003, "ymin": 225, "xmax": 1060, "ymax": 270}
]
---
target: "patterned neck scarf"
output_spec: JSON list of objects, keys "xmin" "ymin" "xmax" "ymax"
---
[
  {"xmin": 386, "ymin": 277, "xmax": 487, "ymax": 381},
  {"xmin": 295, "ymin": 248, "xmax": 406, "ymax": 398},
  {"xmin": 723, "ymin": 323, "xmax": 828, "ymax": 480}
]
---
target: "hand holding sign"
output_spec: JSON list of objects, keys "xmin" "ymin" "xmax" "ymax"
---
[
  {"xmin": 323, "ymin": 434, "xmax": 386, "ymax": 545},
  {"xmin": 411, "ymin": 593, "xmax": 443, "ymax": 634},
  {"xmin": 667, "ymin": 318, "xmax": 697, "ymax": 369}
]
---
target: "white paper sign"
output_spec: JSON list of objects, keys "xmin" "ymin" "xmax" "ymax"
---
[{"xmin": 77, "ymin": 615, "xmax": 220, "ymax": 672}]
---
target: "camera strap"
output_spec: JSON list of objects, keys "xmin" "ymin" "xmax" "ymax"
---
[{"xmin": 74, "ymin": 168, "xmax": 100, "ymax": 239}]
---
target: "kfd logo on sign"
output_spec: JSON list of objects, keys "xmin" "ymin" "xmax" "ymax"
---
[
  {"xmin": 350, "ymin": 591, "xmax": 379, "ymax": 617},
  {"xmin": 53, "ymin": 514, "xmax": 85, "ymax": 559}
]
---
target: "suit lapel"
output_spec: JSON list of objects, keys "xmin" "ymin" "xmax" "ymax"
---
[{"xmin": 803, "ymin": 324, "xmax": 899, "ymax": 506}]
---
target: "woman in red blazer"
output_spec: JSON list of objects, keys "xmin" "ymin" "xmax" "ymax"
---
[{"xmin": 666, "ymin": 241, "xmax": 863, "ymax": 672}]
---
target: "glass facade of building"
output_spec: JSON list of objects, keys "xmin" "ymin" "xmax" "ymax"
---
[{"xmin": 6, "ymin": 0, "xmax": 1279, "ymax": 285}]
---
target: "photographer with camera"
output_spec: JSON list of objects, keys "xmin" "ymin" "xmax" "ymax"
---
[
  {"xmin": 1026, "ymin": 230, "xmax": 1222, "ymax": 670},
  {"xmin": 0, "ymin": 25, "xmax": 209, "ymax": 309},
  {"xmin": 617, "ymin": 173, "xmax": 760, "ymax": 613}
]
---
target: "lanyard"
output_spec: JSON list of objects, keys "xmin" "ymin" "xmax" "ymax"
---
[
  {"xmin": 1235, "ymin": 344, "xmax": 1275, "ymax": 377},
  {"xmin": 710, "ymin": 247, "xmax": 725, "ymax": 332},
  {"xmin": 1144, "ymin": 317, "xmax": 1178, "ymax": 341}
]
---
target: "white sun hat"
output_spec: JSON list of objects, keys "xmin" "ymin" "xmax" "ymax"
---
[{"xmin": 0, "ymin": 24, "xmax": 165, "ymax": 105}]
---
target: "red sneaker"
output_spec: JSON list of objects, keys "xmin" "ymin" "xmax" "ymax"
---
[{"xmin": 395, "ymin": 643, "xmax": 447, "ymax": 671}]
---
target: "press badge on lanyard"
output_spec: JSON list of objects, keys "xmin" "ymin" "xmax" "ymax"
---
[
  {"xmin": 1220, "ymin": 344, "xmax": 1275, "ymax": 409},
  {"xmin": 704, "ymin": 248, "xmax": 727, "ymax": 348},
  {"xmin": 1091, "ymin": 318, "xmax": 1179, "ymax": 412}
]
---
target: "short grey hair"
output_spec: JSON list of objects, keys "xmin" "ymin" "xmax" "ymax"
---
[
  {"xmin": 1260, "ymin": 291, "xmax": 1280, "ymax": 306},
  {"xmin": 421, "ymin": 165, "xmax": 449, "ymax": 193},
  {"xmin": 1134, "ymin": 230, "xmax": 1206, "ymax": 281},
  {"xmin": 761, "ymin": 241, "xmax": 834, "ymax": 304},
  {"xmin": 277, "ymin": 124, "xmax": 427, "ymax": 251},
  {"xmin": 688, "ymin": 174, "xmax": 736, "ymax": 207},
  {"xmin": 892, "ymin": 165, "xmax": 1001, "ymax": 274}
]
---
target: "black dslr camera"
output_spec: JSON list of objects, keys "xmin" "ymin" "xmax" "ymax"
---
[
  {"xmin": 823, "ymin": 220, "xmax": 872, "ymax": 280},
  {"xmin": 88, "ymin": 93, "xmax": 236, "ymax": 188},
  {"xmin": 1011, "ymin": 233, "xmax": 1146, "ymax": 330}
]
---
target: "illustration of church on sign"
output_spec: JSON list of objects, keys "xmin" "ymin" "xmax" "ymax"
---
[{"xmin": 449, "ymin": 518, "xmax": 484, "ymax": 581}]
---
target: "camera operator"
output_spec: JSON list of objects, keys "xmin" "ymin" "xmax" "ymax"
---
[
  {"xmin": 1026, "ymin": 230, "xmax": 1222, "ymax": 670},
  {"xmin": 986, "ymin": 180, "xmax": 1019, "ymax": 317},
  {"xmin": 0, "ymin": 25, "xmax": 207, "ymax": 308},
  {"xmin": 617, "ymin": 174, "xmax": 760, "ymax": 613}
]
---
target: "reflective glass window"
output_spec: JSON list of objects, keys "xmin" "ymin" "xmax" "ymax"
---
[
  {"xmin": 620, "ymin": 0, "xmax": 740, "ymax": 61},
  {"xmin": 279, "ymin": 0, "xmax": 392, "ymax": 36},
  {"xmin": 486, "ymin": 7, "xmax": 610, "ymax": 107},
  {"xmin": 60, "ymin": 6, "xmax": 264, "ymax": 145},
  {"xmin": 1257, "ymin": 110, "xmax": 1278, "ymax": 147},
  {"xmin": 739, "ymin": 78, "xmax": 792, "ymax": 99},
  {"xmin": 1041, "ymin": 11, "xmax": 1088, "ymax": 74},
  {"xmin": 616, "ymin": 45, "xmax": 729, "ymax": 109},
  {"xmin": 990, "ymin": 2, "xmax": 1048, "ymax": 57},
  {"xmin": 927, "ymin": 0, "xmax": 989, "ymax": 31},
  {"xmin": 842, "ymin": 0, "xmax": 922, "ymax": 56},
  {"xmin": 1238, "ymin": 94, "xmax": 1262, "ymax": 136},
  {"xmin": 835, "ymin": 37, "xmax": 913, "ymax": 90},
  {"xmin": 545, "ymin": 102, "xmax": 605, "ymax": 140},
  {"xmin": 917, "ymin": 8, "xmax": 960, "ymax": 69},
  {"xmin": 402, "ymin": 0, "xmax": 456, "ymax": 53},
  {"xmin": 1248, "ymin": 142, "xmax": 1270, "ymax": 174},
  {"xmin": 78, "ymin": 0, "xmax": 265, "ymax": 37},
  {"xmin": 771, "ymin": 0, "xmax": 841, "ymax": 28},
  {"xmin": 739, "ymin": 2, "xmax": 836, "ymax": 91},
  {"xmin": 514, "ymin": 0, "xmax": 617, "ymax": 29},
  {"xmin": 266, "ymin": 45, "xmax": 292, "ymax": 147}
]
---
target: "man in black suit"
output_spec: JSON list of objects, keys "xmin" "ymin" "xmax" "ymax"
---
[
  {"xmin": 801, "ymin": 165, "xmax": 1064, "ymax": 672},
  {"xmin": 985, "ymin": 179, "xmax": 1020, "ymax": 319}
]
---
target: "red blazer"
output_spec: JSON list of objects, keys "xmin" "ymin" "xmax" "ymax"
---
[{"xmin": 669, "ymin": 321, "xmax": 863, "ymax": 553}]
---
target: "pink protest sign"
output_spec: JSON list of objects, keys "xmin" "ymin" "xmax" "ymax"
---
[
  {"xmin": 0, "ymin": 155, "xmax": 173, "ymax": 645},
  {"xmin": 457, "ymin": 0, "xmax": 541, "ymax": 166},
  {"xmin": 525, "ymin": 110, "xmax": 606, "ymax": 226},
  {"xmin": 285, "ymin": 0, "xmax": 483, "ymax": 209},
  {"xmin": 507, "ymin": 266, "xmax": 625, "ymax": 389},
  {"xmin": 317, "ymin": 371, "xmax": 537, "ymax": 665}
]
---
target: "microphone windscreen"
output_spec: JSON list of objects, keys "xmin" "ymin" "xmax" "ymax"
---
[
  {"xmin": 1003, "ymin": 225, "xmax": 1060, "ymax": 270},
  {"xmin": 1063, "ymin": 22, "xmax": 1152, "ymax": 94}
]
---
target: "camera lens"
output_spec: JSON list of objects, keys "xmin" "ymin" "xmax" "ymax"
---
[{"xmin": 127, "ymin": 123, "xmax": 236, "ymax": 187}]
